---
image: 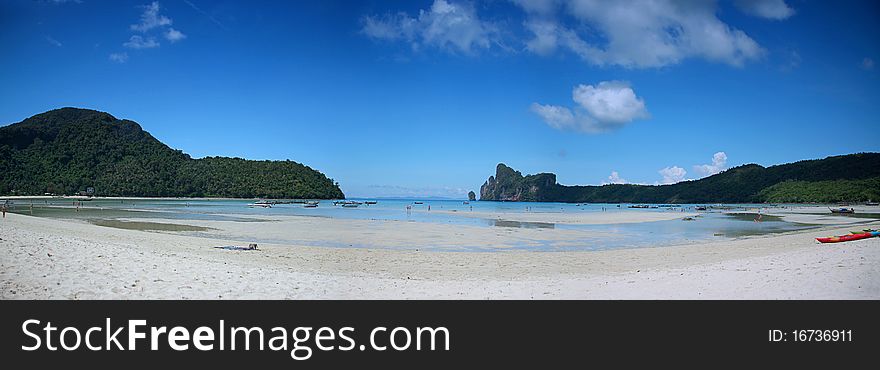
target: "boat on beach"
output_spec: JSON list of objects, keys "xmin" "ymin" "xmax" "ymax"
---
[
  {"xmin": 816, "ymin": 231, "xmax": 879, "ymax": 243},
  {"xmin": 830, "ymin": 208, "xmax": 855, "ymax": 214}
]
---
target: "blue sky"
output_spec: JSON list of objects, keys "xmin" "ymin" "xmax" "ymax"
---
[{"xmin": 1, "ymin": 0, "xmax": 878, "ymax": 198}]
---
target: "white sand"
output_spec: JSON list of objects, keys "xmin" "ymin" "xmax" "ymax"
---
[{"xmin": 1, "ymin": 212, "xmax": 878, "ymax": 299}]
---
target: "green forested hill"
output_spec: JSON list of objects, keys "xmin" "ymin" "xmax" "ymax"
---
[
  {"xmin": 0, "ymin": 108, "xmax": 344, "ymax": 199},
  {"xmin": 480, "ymin": 153, "xmax": 880, "ymax": 203}
]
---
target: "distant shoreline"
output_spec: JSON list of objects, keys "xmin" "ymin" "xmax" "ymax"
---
[{"xmin": 1, "ymin": 194, "xmax": 874, "ymax": 206}]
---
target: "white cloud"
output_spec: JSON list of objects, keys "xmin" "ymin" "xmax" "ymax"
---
[
  {"xmin": 573, "ymin": 82, "xmax": 649, "ymax": 124},
  {"xmin": 109, "ymin": 52, "xmax": 129, "ymax": 63},
  {"xmin": 45, "ymin": 36, "xmax": 62, "ymax": 47},
  {"xmin": 531, "ymin": 81, "xmax": 649, "ymax": 133},
  {"xmin": 113, "ymin": 2, "xmax": 185, "ymax": 61},
  {"xmin": 513, "ymin": 0, "xmax": 765, "ymax": 68},
  {"xmin": 693, "ymin": 151, "xmax": 728, "ymax": 177},
  {"xmin": 605, "ymin": 171, "xmax": 627, "ymax": 185},
  {"xmin": 734, "ymin": 0, "xmax": 795, "ymax": 20},
  {"xmin": 123, "ymin": 35, "xmax": 160, "ymax": 49},
  {"xmin": 530, "ymin": 103, "xmax": 576, "ymax": 129},
  {"xmin": 511, "ymin": 0, "xmax": 559, "ymax": 15},
  {"xmin": 523, "ymin": 19, "xmax": 559, "ymax": 55},
  {"xmin": 361, "ymin": 0, "xmax": 496, "ymax": 54},
  {"xmin": 659, "ymin": 166, "xmax": 687, "ymax": 184},
  {"xmin": 863, "ymin": 57, "xmax": 875, "ymax": 71},
  {"xmin": 164, "ymin": 28, "xmax": 186, "ymax": 43},
  {"xmin": 131, "ymin": 1, "xmax": 172, "ymax": 33}
]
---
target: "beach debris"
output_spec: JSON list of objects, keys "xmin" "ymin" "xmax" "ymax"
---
[{"xmin": 213, "ymin": 243, "xmax": 260, "ymax": 251}]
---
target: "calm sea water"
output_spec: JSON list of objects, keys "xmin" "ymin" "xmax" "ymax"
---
[{"xmin": 5, "ymin": 197, "xmax": 861, "ymax": 251}]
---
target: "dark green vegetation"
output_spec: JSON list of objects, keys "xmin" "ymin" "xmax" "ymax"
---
[
  {"xmin": 757, "ymin": 178, "xmax": 880, "ymax": 203},
  {"xmin": 480, "ymin": 153, "xmax": 880, "ymax": 203},
  {"xmin": 0, "ymin": 108, "xmax": 344, "ymax": 199}
]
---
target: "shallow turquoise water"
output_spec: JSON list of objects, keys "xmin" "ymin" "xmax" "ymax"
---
[{"xmin": 4, "ymin": 198, "xmax": 856, "ymax": 251}]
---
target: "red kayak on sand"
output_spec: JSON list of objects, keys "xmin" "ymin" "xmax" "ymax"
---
[{"xmin": 817, "ymin": 231, "xmax": 880, "ymax": 243}]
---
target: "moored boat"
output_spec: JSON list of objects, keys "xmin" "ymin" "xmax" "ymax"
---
[{"xmin": 248, "ymin": 203, "xmax": 272, "ymax": 208}]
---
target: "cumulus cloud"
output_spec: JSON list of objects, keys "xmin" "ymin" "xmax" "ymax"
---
[
  {"xmin": 109, "ymin": 52, "xmax": 129, "ymax": 63},
  {"xmin": 573, "ymin": 82, "xmax": 649, "ymax": 124},
  {"xmin": 530, "ymin": 103, "xmax": 576, "ymax": 129},
  {"xmin": 531, "ymin": 81, "xmax": 649, "ymax": 133},
  {"xmin": 131, "ymin": 1, "xmax": 173, "ymax": 33},
  {"xmin": 123, "ymin": 35, "xmax": 160, "ymax": 49},
  {"xmin": 659, "ymin": 166, "xmax": 687, "ymax": 185},
  {"xmin": 361, "ymin": 0, "xmax": 496, "ymax": 54},
  {"xmin": 164, "ymin": 28, "xmax": 187, "ymax": 42},
  {"xmin": 693, "ymin": 151, "xmax": 728, "ymax": 177},
  {"xmin": 605, "ymin": 171, "xmax": 627, "ymax": 185},
  {"xmin": 734, "ymin": 0, "xmax": 795, "ymax": 20},
  {"xmin": 513, "ymin": 0, "xmax": 766, "ymax": 68}
]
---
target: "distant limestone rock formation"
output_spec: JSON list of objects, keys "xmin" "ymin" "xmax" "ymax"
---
[
  {"xmin": 479, "ymin": 163, "xmax": 556, "ymax": 201},
  {"xmin": 468, "ymin": 191, "xmax": 476, "ymax": 201},
  {"xmin": 478, "ymin": 154, "xmax": 880, "ymax": 203}
]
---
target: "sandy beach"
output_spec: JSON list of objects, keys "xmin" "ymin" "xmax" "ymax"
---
[{"xmin": 1, "ymin": 210, "xmax": 878, "ymax": 299}]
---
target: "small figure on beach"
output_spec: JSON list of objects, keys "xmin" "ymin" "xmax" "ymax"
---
[
  {"xmin": 427, "ymin": 205, "xmax": 431, "ymax": 211},
  {"xmin": 1, "ymin": 204, "xmax": 6, "ymax": 218}
]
